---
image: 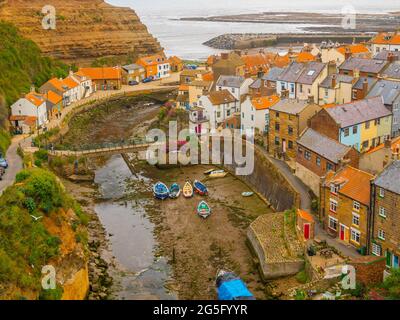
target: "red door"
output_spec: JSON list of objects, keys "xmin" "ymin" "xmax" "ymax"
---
[
  {"xmin": 304, "ymin": 223, "xmax": 310, "ymax": 240},
  {"xmin": 340, "ymin": 225, "xmax": 345, "ymax": 241}
]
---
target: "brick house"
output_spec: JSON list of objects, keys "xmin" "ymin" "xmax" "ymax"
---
[
  {"xmin": 338, "ymin": 57, "xmax": 388, "ymax": 78},
  {"xmin": 295, "ymin": 128, "xmax": 359, "ymax": 196},
  {"xmin": 320, "ymin": 166, "xmax": 374, "ymax": 253},
  {"xmin": 351, "ymin": 77, "xmax": 377, "ymax": 101},
  {"xmin": 212, "ymin": 52, "xmax": 245, "ymax": 83},
  {"xmin": 370, "ymin": 161, "xmax": 400, "ymax": 269},
  {"xmin": 78, "ymin": 67, "xmax": 122, "ymax": 90},
  {"xmin": 268, "ymin": 99, "xmax": 321, "ymax": 158},
  {"xmin": 309, "ymin": 97, "xmax": 393, "ymax": 153}
]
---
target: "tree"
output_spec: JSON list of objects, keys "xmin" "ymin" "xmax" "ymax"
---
[{"xmin": 382, "ymin": 268, "xmax": 400, "ymax": 299}]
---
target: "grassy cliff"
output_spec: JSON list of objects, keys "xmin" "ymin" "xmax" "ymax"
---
[
  {"xmin": 0, "ymin": 167, "xmax": 89, "ymax": 299},
  {"xmin": 0, "ymin": 21, "xmax": 69, "ymax": 128}
]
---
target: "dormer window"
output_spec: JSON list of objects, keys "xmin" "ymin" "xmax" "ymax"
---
[{"xmin": 330, "ymin": 184, "xmax": 339, "ymax": 195}]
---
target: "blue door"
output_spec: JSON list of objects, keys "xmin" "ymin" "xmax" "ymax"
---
[{"xmin": 394, "ymin": 255, "xmax": 399, "ymax": 269}]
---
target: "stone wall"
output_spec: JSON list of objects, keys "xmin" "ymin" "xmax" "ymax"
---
[
  {"xmin": 350, "ymin": 256, "xmax": 386, "ymax": 286},
  {"xmin": 295, "ymin": 162, "xmax": 321, "ymax": 197}
]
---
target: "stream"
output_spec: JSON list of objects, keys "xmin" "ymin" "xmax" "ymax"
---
[{"xmin": 94, "ymin": 154, "xmax": 177, "ymax": 300}]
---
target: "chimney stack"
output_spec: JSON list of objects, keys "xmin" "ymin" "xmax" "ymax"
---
[
  {"xmin": 331, "ymin": 74, "xmax": 337, "ymax": 88},
  {"xmin": 221, "ymin": 53, "xmax": 229, "ymax": 60},
  {"xmin": 362, "ymin": 78, "xmax": 369, "ymax": 96},
  {"xmin": 307, "ymin": 94, "xmax": 315, "ymax": 104},
  {"xmin": 345, "ymin": 47, "xmax": 352, "ymax": 60},
  {"xmin": 384, "ymin": 139, "xmax": 392, "ymax": 149},
  {"xmin": 387, "ymin": 52, "xmax": 396, "ymax": 63}
]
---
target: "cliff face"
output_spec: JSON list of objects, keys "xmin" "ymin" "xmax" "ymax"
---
[{"xmin": 0, "ymin": 0, "xmax": 163, "ymax": 66}]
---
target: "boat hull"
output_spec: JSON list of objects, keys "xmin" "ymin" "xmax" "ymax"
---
[{"xmin": 194, "ymin": 180, "xmax": 208, "ymax": 196}]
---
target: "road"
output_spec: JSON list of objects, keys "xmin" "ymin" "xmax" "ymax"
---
[{"xmin": 0, "ymin": 135, "xmax": 24, "ymax": 195}]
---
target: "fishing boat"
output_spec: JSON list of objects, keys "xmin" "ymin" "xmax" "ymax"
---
[
  {"xmin": 182, "ymin": 181, "xmax": 194, "ymax": 198},
  {"xmin": 216, "ymin": 270, "xmax": 255, "ymax": 300},
  {"xmin": 193, "ymin": 180, "xmax": 208, "ymax": 196},
  {"xmin": 153, "ymin": 182, "xmax": 169, "ymax": 200},
  {"xmin": 203, "ymin": 168, "xmax": 215, "ymax": 175},
  {"xmin": 197, "ymin": 201, "xmax": 211, "ymax": 219},
  {"xmin": 169, "ymin": 183, "xmax": 181, "ymax": 199},
  {"xmin": 242, "ymin": 192, "xmax": 254, "ymax": 197},
  {"xmin": 209, "ymin": 170, "xmax": 228, "ymax": 179}
]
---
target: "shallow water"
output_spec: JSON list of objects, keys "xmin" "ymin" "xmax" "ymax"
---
[{"xmin": 94, "ymin": 155, "xmax": 177, "ymax": 300}]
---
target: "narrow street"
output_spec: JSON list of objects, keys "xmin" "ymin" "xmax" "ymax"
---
[{"xmin": 0, "ymin": 135, "xmax": 24, "ymax": 195}]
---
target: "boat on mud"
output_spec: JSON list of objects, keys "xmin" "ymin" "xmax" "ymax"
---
[
  {"xmin": 153, "ymin": 182, "xmax": 169, "ymax": 200},
  {"xmin": 197, "ymin": 201, "xmax": 211, "ymax": 219},
  {"xmin": 183, "ymin": 181, "xmax": 194, "ymax": 198},
  {"xmin": 193, "ymin": 180, "xmax": 208, "ymax": 196},
  {"xmin": 209, "ymin": 170, "xmax": 228, "ymax": 179},
  {"xmin": 216, "ymin": 270, "xmax": 255, "ymax": 300},
  {"xmin": 242, "ymin": 192, "xmax": 254, "ymax": 197},
  {"xmin": 203, "ymin": 168, "xmax": 215, "ymax": 175},
  {"xmin": 169, "ymin": 183, "xmax": 181, "ymax": 199}
]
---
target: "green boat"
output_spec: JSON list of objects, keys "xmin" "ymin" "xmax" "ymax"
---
[{"xmin": 197, "ymin": 201, "xmax": 211, "ymax": 219}]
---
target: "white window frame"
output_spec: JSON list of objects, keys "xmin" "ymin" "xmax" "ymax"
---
[
  {"xmin": 372, "ymin": 243, "xmax": 381, "ymax": 256},
  {"xmin": 379, "ymin": 188, "xmax": 385, "ymax": 198},
  {"xmin": 353, "ymin": 201, "xmax": 360, "ymax": 212},
  {"xmin": 350, "ymin": 228, "xmax": 361, "ymax": 244},
  {"xmin": 378, "ymin": 229, "xmax": 385, "ymax": 241},
  {"xmin": 352, "ymin": 212, "xmax": 360, "ymax": 227},
  {"xmin": 329, "ymin": 216, "xmax": 338, "ymax": 231},
  {"xmin": 379, "ymin": 206, "xmax": 387, "ymax": 218},
  {"xmin": 330, "ymin": 199, "xmax": 338, "ymax": 213}
]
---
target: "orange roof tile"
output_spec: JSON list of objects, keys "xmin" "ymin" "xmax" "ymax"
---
[
  {"xmin": 337, "ymin": 44, "xmax": 370, "ymax": 55},
  {"xmin": 78, "ymin": 67, "xmax": 122, "ymax": 80},
  {"xmin": 202, "ymin": 71, "xmax": 214, "ymax": 82},
  {"xmin": 46, "ymin": 90, "xmax": 62, "ymax": 105},
  {"xmin": 366, "ymin": 136, "xmax": 400, "ymax": 155},
  {"xmin": 273, "ymin": 53, "xmax": 290, "ymax": 68},
  {"xmin": 137, "ymin": 54, "xmax": 167, "ymax": 67},
  {"xmin": 47, "ymin": 78, "xmax": 66, "ymax": 92},
  {"xmin": 251, "ymin": 95, "xmax": 280, "ymax": 110},
  {"xmin": 169, "ymin": 56, "xmax": 182, "ymax": 64},
  {"xmin": 370, "ymin": 32, "xmax": 400, "ymax": 45},
  {"xmin": 297, "ymin": 209, "xmax": 314, "ymax": 222},
  {"xmin": 241, "ymin": 53, "xmax": 272, "ymax": 76},
  {"xmin": 296, "ymin": 52, "xmax": 316, "ymax": 63},
  {"xmin": 325, "ymin": 166, "xmax": 374, "ymax": 205},
  {"xmin": 179, "ymin": 84, "xmax": 189, "ymax": 91},
  {"xmin": 62, "ymin": 77, "xmax": 79, "ymax": 89},
  {"xmin": 25, "ymin": 92, "xmax": 45, "ymax": 107}
]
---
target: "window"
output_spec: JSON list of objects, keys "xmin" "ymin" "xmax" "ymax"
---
[
  {"xmin": 274, "ymin": 137, "xmax": 280, "ymax": 146},
  {"xmin": 231, "ymin": 88, "xmax": 235, "ymax": 93},
  {"xmin": 329, "ymin": 216, "xmax": 338, "ymax": 231},
  {"xmin": 300, "ymin": 84, "xmax": 303, "ymax": 93},
  {"xmin": 365, "ymin": 121, "xmax": 370, "ymax": 129},
  {"xmin": 275, "ymin": 123, "xmax": 280, "ymax": 131},
  {"xmin": 330, "ymin": 184, "xmax": 339, "ymax": 195},
  {"xmin": 372, "ymin": 243, "xmax": 382, "ymax": 256},
  {"xmin": 351, "ymin": 228, "xmax": 361, "ymax": 244},
  {"xmin": 344, "ymin": 128, "xmax": 350, "ymax": 137},
  {"xmin": 290, "ymin": 83, "xmax": 295, "ymax": 94},
  {"xmin": 242, "ymin": 112, "xmax": 244, "ymax": 118},
  {"xmin": 324, "ymin": 89, "xmax": 329, "ymax": 98},
  {"xmin": 353, "ymin": 126, "xmax": 358, "ymax": 134},
  {"xmin": 353, "ymin": 201, "xmax": 360, "ymax": 211},
  {"xmin": 217, "ymin": 112, "xmax": 221, "ymax": 118},
  {"xmin": 288, "ymin": 126, "xmax": 293, "ymax": 135},
  {"xmin": 375, "ymin": 119, "xmax": 381, "ymax": 126},
  {"xmin": 379, "ymin": 188, "xmax": 385, "ymax": 198},
  {"xmin": 379, "ymin": 206, "xmax": 387, "ymax": 218},
  {"xmin": 276, "ymin": 112, "xmax": 280, "ymax": 118},
  {"xmin": 251, "ymin": 114, "xmax": 254, "ymax": 121},
  {"xmin": 352, "ymin": 213, "xmax": 360, "ymax": 226},
  {"xmin": 304, "ymin": 150, "xmax": 311, "ymax": 161},
  {"xmin": 330, "ymin": 199, "xmax": 337, "ymax": 213},
  {"xmin": 288, "ymin": 141, "xmax": 293, "ymax": 149},
  {"xmin": 316, "ymin": 157, "xmax": 321, "ymax": 166},
  {"xmin": 326, "ymin": 162, "xmax": 333, "ymax": 172},
  {"xmin": 378, "ymin": 229, "xmax": 385, "ymax": 240},
  {"xmin": 298, "ymin": 147, "xmax": 303, "ymax": 154}
]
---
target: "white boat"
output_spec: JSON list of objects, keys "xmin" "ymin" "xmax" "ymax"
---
[{"xmin": 209, "ymin": 170, "xmax": 228, "ymax": 179}]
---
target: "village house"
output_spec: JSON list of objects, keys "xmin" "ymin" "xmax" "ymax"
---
[
  {"xmin": 198, "ymin": 90, "xmax": 238, "ymax": 132},
  {"xmin": 69, "ymin": 70, "xmax": 93, "ymax": 100},
  {"xmin": 216, "ymin": 75, "xmax": 253, "ymax": 101},
  {"xmin": 370, "ymin": 31, "xmax": 400, "ymax": 55},
  {"xmin": 188, "ymin": 80, "xmax": 213, "ymax": 108},
  {"xmin": 276, "ymin": 62, "xmax": 305, "ymax": 99},
  {"xmin": 180, "ymin": 69, "xmax": 207, "ymax": 84},
  {"xmin": 188, "ymin": 106, "xmax": 210, "ymax": 135},
  {"xmin": 370, "ymin": 161, "xmax": 400, "ymax": 269},
  {"xmin": 240, "ymin": 51, "xmax": 272, "ymax": 78},
  {"xmin": 222, "ymin": 113, "xmax": 241, "ymax": 132},
  {"xmin": 338, "ymin": 57, "xmax": 388, "ymax": 78},
  {"xmin": 295, "ymin": 128, "xmax": 359, "ymax": 196},
  {"xmin": 40, "ymin": 77, "xmax": 77, "ymax": 106},
  {"xmin": 175, "ymin": 84, "xmax": 189, "ymax": 110},
  {"xmin": 318, "ymin": 74, "xmax": 354, "ymax": 105},
  {"xmin": 136, "ymin": 54, "xmax": 170, "ymax": 79},
  {"xmin": 44, "ymin": 90, "xmax": 63, "ymax": 120},
  {"xmin": 309, "ymin": 97, "xmax": 393, "ymax": 153},
  {"xmin": 121, "ymin": 64, "xmax": 146, "ymax": 84},
  {"xmin": 10, "ymin": 90, "xmax": 48, "ymax": 131},
  {"xmin": 320, "ymin": 166, "xmax": 374, "ymax": 253},
  {"xmin": 367, "ymin": 79, "xmax": 400, "ymax": 137},
  {"xmin": 240, "ymin": 95, "xmax": 280, "ymax": 137},
  {"xmin": 168, "ymin": 56, "xmax": 184, "ymax": 72},
  {"xmin": 320, "ymin": 43, "xmax": 370, "ymax": 66},
  {"xmin": 359, "ymin": 137, "xmax": 400, "ymax": 175},
  {"xmin": 374, "ymin": 50, "xmax": 400, "ymax": 62},
  {"xmin": 78, "ymin": 67, "xmax": 122, "ymax": 90},
  {"xmin": 268, "ymin": 99, "xmax": 321, "ymax": 158},
  {"xmin": 380, "ymin": 60, "xmax": 400, "ymax": 82},
  {"xmin": 248, "ymin": 67, "xmax": 284, "ymax": 98},
  {"xmin": 212, "ymin": 52, "xmax": 245, "ymax": 84}
]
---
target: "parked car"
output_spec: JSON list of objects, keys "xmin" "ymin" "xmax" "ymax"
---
[
  {"xmin": 0, "ymin": 158, "xmax": 8, "ymax": 169},
  {"xmin": 128, "ymin": 80, "xmax": 139, "ymax": 86},
  {"xmin": 142, "ymin": 76, "xmax": 153, "ymax": 83}
]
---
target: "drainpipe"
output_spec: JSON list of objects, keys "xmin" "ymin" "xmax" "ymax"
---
[{"xmin": 368, "ymin": 179, "xmax": 376, "ymax": 256}]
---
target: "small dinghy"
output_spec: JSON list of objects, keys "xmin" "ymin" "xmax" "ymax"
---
[
  {"xmin": 183, "ymin": 181, "xmax": 194, "ymax": 198},
  {"xmin": 153, "ymin": 182, "xmax": 169, "ymax": 200},
  {"xmin": 197, "ymin": 201, "xmax": 211, "ymax": 219},
  {"xmin": 194, "ymin": 180, "xmax": 208, "ymax": 196},
  {"xmin": 203, "ymin": 168, "xmax": 215, "ymax": 175},
  {"xmin": 169, "ymin": 183, "xmax": 181, "ymax": 199},
  {"xmin": 216, "ymin": 270, "xmax": 255, "ymax": 300},
  {"xmin": 242, "ymin": 191, "xmax": 254, "ymax": 197},
  {"xmin": 209, "ymin": 170, "xmax": 228, "ymax": 179}
]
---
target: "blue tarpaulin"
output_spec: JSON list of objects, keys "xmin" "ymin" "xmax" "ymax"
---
[{"xmin": 217, "ymin": 279, "xmax": 254, "ymax": 300}]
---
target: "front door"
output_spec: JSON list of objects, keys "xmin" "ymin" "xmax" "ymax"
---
[
  {"xmin": 340, "ymin": 224, "xmax": 348, "ymax": 242},
  {"xmin": 282, "ymin": 139, "xmax": 287, "ymax": 153},
  {"xmin": 393, "ymin": 255, "xmax": 399, "ymax": 269},
  {"xmin": 304, "ymin": 223, "xmax": 310, "ymax": 240}
]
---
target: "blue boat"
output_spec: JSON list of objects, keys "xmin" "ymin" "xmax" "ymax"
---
[
  {"xmin": 216, "ymin": 270, "xmax": 255, "ymax": 300},
  {"xmin": 153, "ymin": 182, "xmax": 169, "ymax": 200},
  {"xmin": 193, "ymin": 180, "xmax": 208, "ymax": 196},
  {"xmin": 169, "ymin": 183, "xmax": 181, "ymax": 199}
]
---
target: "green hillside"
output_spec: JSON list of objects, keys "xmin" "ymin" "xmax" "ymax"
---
[{"xmin": 0, "ymin": 20, "xmax": 69, "ymax": 129}]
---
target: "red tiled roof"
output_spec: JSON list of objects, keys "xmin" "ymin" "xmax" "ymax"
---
[
  {"xmin": 251, "ymin": 95, "xmax": 280, "ymax": 110},
  {"xmin": 370, "ymin": 32, "xmax": 400, "ymax": 45},
  {"xmin": 25, "ymin": 92, "xmax": 45, "ymax": 107},
  {"xmin": 79, "ymin": 67, "xmax": 122, "ymax": 80}
]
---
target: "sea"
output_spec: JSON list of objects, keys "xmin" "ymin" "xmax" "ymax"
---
[{"xmin": 106, "ymin": 0, "xmax": 400, "ymax": 60}]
